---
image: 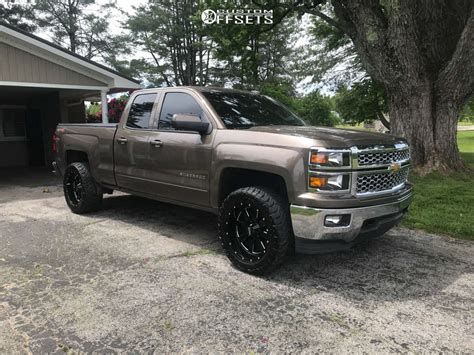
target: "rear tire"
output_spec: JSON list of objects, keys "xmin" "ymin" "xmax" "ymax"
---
[
  {"xmin": 218, "ymin": 187, "xmax": 293, "ymax": 274},
  {"xmin": 63, "ymin": 162, "xmax": 103, "ymax": 214}
]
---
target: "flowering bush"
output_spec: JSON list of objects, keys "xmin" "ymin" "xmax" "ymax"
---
[{"xmin": 86, "ymin": 91, "xmax": 135, "ymax": 123}]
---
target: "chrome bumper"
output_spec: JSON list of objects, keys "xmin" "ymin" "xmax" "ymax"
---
[{"xmin": 290, "ymin": 191, "xmax": 413, "ymax": 243}]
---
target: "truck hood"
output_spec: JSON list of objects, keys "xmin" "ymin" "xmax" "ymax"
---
[{"xmin": 246, "ymin": 125, "xmax": 404, "ymax": 148}]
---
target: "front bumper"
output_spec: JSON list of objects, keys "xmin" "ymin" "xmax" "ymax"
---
[{"xmin": 290, "ymin": 188, "xmax": 413, "ymax": 253}]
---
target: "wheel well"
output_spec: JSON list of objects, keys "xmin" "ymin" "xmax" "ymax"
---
[
  {"xmin": 218, "ymin": 168, "xmax": 288, "ymax": 205},
  {"xmin": 66, "ymin": 150, "xmax": 88, "ymax": 165}
]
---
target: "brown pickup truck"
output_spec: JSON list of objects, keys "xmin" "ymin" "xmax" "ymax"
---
[{"xmin": 53, "ymin": 86, "xmax": 413, "ymax": 274}]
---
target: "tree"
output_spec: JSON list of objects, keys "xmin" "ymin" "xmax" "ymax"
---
[
  {"xmin": 260, "ymin": 81, "xmax": 298, "ymax": 109},
  {"xmin": 34, "ymin": 0, "xmax": 124, "ymax": 63},
  {"xmin": 301, "ymin": 3, "xmax": 361, "ymax": 89},
  {"xmin": 262, "ymin": 0, "xmax": 473, "ymax": 173},
  {"xmin": 335, "ymin": 79, "xmax": 389, "ymax": 128},
  {"xmin": 460, "ymin": 97, "xmax": 474, "ymax": 123},
  {"xmin": 127, "ymin": 0, "xmax": 214, "ymax": 87},
  {"xmin": 296, "ymin": 91, "xmax": 338, "ymax": 127},
  {"xmin": 0, "ymin": 3, "xmax": 37, "ymax": 32},
  {"xmin": 333, "ymin": 1, "xmax": 473, "ymax": 173},
  {"xmin": 203, "ymin": 1, "xmax": 299, "ymax": 90},
  {"xmin": 35, "ymin": 0, "xmax": 94, "ymax": 53}
]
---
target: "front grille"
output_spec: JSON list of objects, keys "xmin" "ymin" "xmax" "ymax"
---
[
  {"xmin": 358, "ymin": 149, "xmax": 410, "ymax": 166},
  {"xmin": 356, "ymin": 166, "xmax": 409, "ymax": 194}
]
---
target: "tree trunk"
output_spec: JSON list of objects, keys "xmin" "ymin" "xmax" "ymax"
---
[
  {"xmin": 433, "ymin": 100, "xmax": 466, "ymax": 171},
  {"xmin": 69, "ymin": 32, "xmax": 76, "ymax": 53},
  {"xmin": 389, "ymin": 88, "xmax": 467, "ymax": 174}
]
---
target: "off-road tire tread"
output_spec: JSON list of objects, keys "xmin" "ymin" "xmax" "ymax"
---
[
  {"xmin": 64, "ymin": 162, "xmax": 103, "ymax": 214},
  {"xmin": 218, "ymin": 186, "xmax": 293, "ymax": 274}
]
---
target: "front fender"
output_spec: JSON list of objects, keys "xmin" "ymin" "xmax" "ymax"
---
[{"xmin": 210, "ymin": 143, "xmax": 307, "ymax": 208}]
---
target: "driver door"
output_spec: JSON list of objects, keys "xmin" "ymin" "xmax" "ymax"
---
[{"xmin": 147, "ymin": 90, "xmax": 215, "ymax": 207}]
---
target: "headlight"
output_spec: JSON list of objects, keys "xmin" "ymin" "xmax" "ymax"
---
[
  {"xmin": 310, "ymin": 150, "xmax": 350, "ymax": 168},
  {"xmin": 309, "ymin": 173, "xmax": 350, "ymax": 192}
]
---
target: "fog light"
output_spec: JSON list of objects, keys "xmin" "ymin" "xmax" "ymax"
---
[{"xmin": 324, "ymin": 214, "xmax": 351, "ymax": 227}]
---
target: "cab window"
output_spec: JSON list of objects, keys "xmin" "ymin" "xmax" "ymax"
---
[
  {"xmin": 126, "ymin": 93, "xmax": 157, "ymax": 129},
  {"xmin": 158, "ymin": 92, "xmax": 204, "ymax": 130}
]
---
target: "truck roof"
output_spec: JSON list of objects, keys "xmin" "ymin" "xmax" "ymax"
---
[{"xmin": 136, "ymin": 86, "xmax": 260, "ymax": 95}]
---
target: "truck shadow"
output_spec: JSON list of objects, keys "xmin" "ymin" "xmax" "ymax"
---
[
  {"xmin": 98, "ymin": 193, "xmax": 219, "ymax": 250},
  {"xmin": 97, "ymin": 194, "xmax": 471, "ymax": 303},
  {"xmin": 271, "ymin": 233, "xmax": 472, "ymax": 303}
]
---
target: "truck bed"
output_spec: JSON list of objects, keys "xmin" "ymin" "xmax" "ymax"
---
[{"xmin": 56, "ymin": 123, "xmax": 118, "ymax": 186}]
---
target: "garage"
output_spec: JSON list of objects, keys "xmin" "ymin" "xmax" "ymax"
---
[{"xmin": 0, "ymin": 22, "xmax": 140, "ymax": 169}]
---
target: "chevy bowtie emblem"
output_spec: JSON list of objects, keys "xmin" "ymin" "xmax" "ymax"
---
[{"xmin": 388, "ymin": 162, "xmax": 401, "ymax": 174}]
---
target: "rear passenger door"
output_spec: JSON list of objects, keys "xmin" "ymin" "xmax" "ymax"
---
[
  {"xmin": 114, "ymin": 92, "xmax": 159, "ymax": 192},
  {"xmin": 147, "ymin": 90, "xmax": 215, "ymax": 207}
]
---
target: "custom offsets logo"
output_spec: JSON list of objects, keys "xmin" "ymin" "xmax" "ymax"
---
[{"xmin": 201, "ymin": 9, "xmax": 273, "ymax": 25}]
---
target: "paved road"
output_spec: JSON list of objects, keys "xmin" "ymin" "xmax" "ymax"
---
[{"xmin": 0, "ymin": 169, "xmax": 473, "ymax": 353}]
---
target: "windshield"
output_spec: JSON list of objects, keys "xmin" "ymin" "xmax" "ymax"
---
[{"xmin": 202, "ymin": 91, "xmax": 306, "ymax": 129}]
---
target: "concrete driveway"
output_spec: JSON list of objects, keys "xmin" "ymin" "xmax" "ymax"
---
[{"xmin": 0, "ymin": 168, "xmax": 473, "ymax": 353}]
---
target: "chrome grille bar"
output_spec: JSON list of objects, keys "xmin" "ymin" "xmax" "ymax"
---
[
  {"xmin": 358, "ymin": 149, "xmax": 410, "ymax": 166},
  {"xmin": 355, "ymin": 166, "xmax": 410, "ymax": 196},
  {"xmin": 350, "ymin": 142, "xmax": 410, "ymax": 170}
]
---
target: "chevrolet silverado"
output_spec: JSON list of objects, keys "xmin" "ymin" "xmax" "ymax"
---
[{"xmin": 53, "ymin": 87, "xmax": 413, "ymax": 274}]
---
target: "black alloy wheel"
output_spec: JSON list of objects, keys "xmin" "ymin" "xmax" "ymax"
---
[
  {"xmin": 63, "ymin": 162, "xmax": 103, "ymax": 214},
  {"xmin": 65, "ymin": 166, "xmax": 83, "ymax": 207},
  {"xmin": 218, "ymin": 187, "xmax": 293, "ymax": 274}
]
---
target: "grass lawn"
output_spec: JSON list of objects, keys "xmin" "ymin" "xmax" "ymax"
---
[{"xmin": 401, "ymin": 131, "xmax": 474, "ymax": 240}]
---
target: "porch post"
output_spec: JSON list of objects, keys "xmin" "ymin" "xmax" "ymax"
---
[{"xmin": 101, "ymin": 89, "xmax": 109, "ymax": 124}]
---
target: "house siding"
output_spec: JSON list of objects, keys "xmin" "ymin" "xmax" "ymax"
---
[{"xmin": 0, "ymin": 42, "xmax": 107, "ymax": 87}]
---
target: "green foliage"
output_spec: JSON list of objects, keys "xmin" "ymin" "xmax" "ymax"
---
[
  {"xmin": 195, "ymin": 0, "xmax": 300, "ymax": 89},
  {"xmin": 259, "ymin": 82, "xmax": 297, "ymax": 109},
  {"xmin": 310, "ymin": 14, "xmax": 350, "ymax": 51},
  {"xmin": 33, "ymin": 0, "xmax": 125, "ymax": 63},
  {"xmin": 126, "ymin": 0, "xmax": 212, "ymax": 86},
  {"xmin": 295, "ymin": 91, "xmax": 339, "ymax": 127},
  {"xmin": 108, "ymin": 59, "xmax": 142, "ymax": 79},
  {"xmin": 0, "ymin": 4, "xmax": 37, "ymax": 32},
  {"xmin": 459, "ymin": 97, "xmax": 474, "ymax": 123},
  {"xmin": 334, "ymin": 80, "xmax": 387, "ymax": 125},
  {"xmin": 302, "ymin": 4, "xmax": 362, "ymax": 87},
  {"xmin": 260, "ymin": 83, "xmax": 338, "ymax": 127},
  {"xmin": 86, "ymin": 102, "xmax": 101, "ymax": 121}
]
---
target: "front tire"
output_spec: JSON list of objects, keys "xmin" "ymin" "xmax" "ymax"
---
[
  {"xmin": 218, "ymin": 187, "xmax": 293, "ymax": 274},
  {"xmin": 63, "ymin": 162, "xmax": 103, "ymax": 214}
]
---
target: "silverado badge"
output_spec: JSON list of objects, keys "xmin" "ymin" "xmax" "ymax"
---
[{"xmin": 388, "ymin": 162, "xmax": 401, "ymax": 174}]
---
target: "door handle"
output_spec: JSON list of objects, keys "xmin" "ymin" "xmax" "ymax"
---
[
  {"xmin": 117, "ymin": 137, "xmax": 128, "ymax": 144},
  {"xmin": 150, "ymin": 140, "xmax": 163, "ymax": 148}
]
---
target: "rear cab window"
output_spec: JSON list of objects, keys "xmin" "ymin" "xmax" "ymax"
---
[{"xmin": 126, "ymin": 93, "xmax": 157, "ymax": 129}]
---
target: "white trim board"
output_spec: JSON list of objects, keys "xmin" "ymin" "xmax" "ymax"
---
[{"xmin": 0, "ymin": 81, "xmax": 108, "ymax": 91}]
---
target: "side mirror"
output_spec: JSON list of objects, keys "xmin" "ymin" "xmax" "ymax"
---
[{"xmin": 171, "ymin": 114, "xmax": 210, "ymax": 134}]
